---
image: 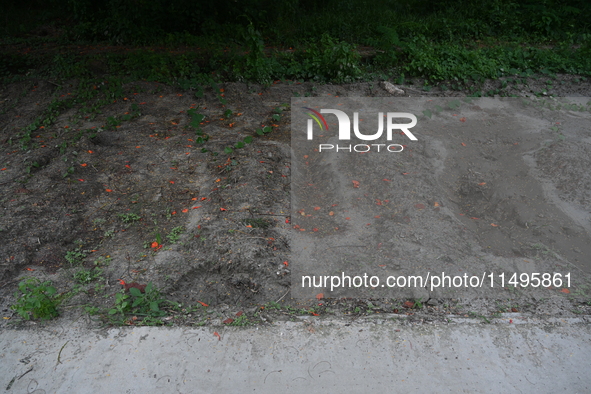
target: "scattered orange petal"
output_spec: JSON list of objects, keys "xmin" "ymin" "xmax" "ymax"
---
[
  {"xmin": 80, "ymin": 163, "xmax": 87, "ymax": 167},
  {"xmin": 345, "ymin": 217, "xmax": 350, "ymax": 220},
  {"xmin": 88, "ymin": 150, "xmax": 93, "ymax": 154},
  {"xmin": 460, "ymin": 117, "xmax": 466, "ymax": 122},
  {"xmin": 214, "ymin": 332, "xmax": 221, "ymax": 340},
  {"xmin": 316, "ymin": 293, "xmax": 324, "ymax": 300},
  {"xmin": 414, "ymin": 203, "xmax": 425, "ymax": 209},
  {"xmin": 223, "ymin": 318, "xmax": 234, "ymax": 324},
  {"xmin": 192, "ymin": 206, "xmax": 202, "ymax": 209},
  {"xmin": 220, "ymin": 208, "xmax": 227, "ymax": 211},
  {"xmin": 490, "ymin": 223, "xmax": 498, "ymax": 227},
  {"xmin": 560, "ymin": 288, "xmax": 570, "ymax": 294},
  {"xmin": 283, "ymin": 261, "xmax": 289, "ymax": 267},
  {"xmin": 352, "ymin": 180, "xmax": 360, "ymax": 188},
  {"xmin": 434, "ymin": 202, "xmax": 440, "ymax": 207},
  {"xmin": 198, "ymin": 301, "xmax": 209, "ymax": 307},
  {"xmin": 151, "ymin": 242, "xmax": 159, "ymax": 248},
  {"xmin": 314, "ymin": 207, "xmax": 321, "ymax": 211},
  {"xmin": 461, "ymin": 143, "xmax": 466, "ymax": 146},
  {"xmin": 470, "ymin": 217, "xmax": 479, "ymax": 220},
  {"xmin": 105, "ymin": 189, "xmax": 112, "ymax": 192},
  {"xmin": 170, "ymin": 181, "xmax": 175, "ymax": 184},
  {"xmin": 329, "ymin": 211, "xmax": 334, "ymax": 216},
  {"xmin": 478, "ymin": 182, "xmax": 486, "ymax": 186},
  {"xmin": 182, "ymin": 209, "xmax": 188, "ymax": 213}
]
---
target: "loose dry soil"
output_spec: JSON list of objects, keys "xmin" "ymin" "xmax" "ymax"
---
[{"xmin": 1, "ymin": 75, "xmax": 591, "ymax": 328}]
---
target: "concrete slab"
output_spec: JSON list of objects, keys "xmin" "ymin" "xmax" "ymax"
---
[{"xmin": 2, "ymin": 316, "xmax": 590, "ymax": 393}]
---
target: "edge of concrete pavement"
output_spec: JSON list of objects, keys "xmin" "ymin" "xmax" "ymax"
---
[{"xmin": 2, "ymin": 313, "xmax": 591, "ymax": 393}]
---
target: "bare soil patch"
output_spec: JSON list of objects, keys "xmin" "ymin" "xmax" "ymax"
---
[{"xmin": 1, "ymin": 76, "xmax": 591, "ymax": 328}]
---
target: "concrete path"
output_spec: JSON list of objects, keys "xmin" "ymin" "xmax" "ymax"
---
[{"xmin": 2, "ymin": 315, "xmax": 590, "ymax": 393}]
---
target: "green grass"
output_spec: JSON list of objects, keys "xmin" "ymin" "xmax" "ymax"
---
[{"xmin": 2, "ymin": 1, "xmax": 590, "ymax": 87}]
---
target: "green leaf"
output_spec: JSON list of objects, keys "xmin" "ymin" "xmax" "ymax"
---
[
  {"xmin": 224, "ymin": 147, "xmax": 233, "ymax": 154},
  {"xmin": 448, "ymin": 99, "xmax": 461, "ymax": 110},
  {"xmin": 256, "ymin": 129, "xmax": 264, "ymax": 136},
  {"xmin": 235, "ymin": 141, "xmax": 245, "ymax": 149},
  {"xmin": 129, "ymin": 287, "xmax": 142, "ymax": 297},
  {"xmin": 422, "ymin": 109, "xmax": 432, "ymax": 119},
  {"xmin": 150, "ymin": 301, "xmax": 159, "ymax": 312},
  {"xmin": 244, "ymin": 136, "xmax": 253, "ymax": 143}
]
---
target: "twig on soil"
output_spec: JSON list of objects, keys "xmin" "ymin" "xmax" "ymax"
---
[
  {"xmin": 56, "ymin": 340, "xmax": 69, "ymax": 365},
  {"xmin": 276, "ymin": 288, "xmax": 290, "ymax": 303},
  {"xmin": 18, "ymin": 367, "xmax": 33, "ymax": 380}
]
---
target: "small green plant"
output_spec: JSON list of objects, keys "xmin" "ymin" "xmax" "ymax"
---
[
  {"xmin": 74, "ymin": 267, "xmax": 103, "ymax": 284},
  {"xmin": 256, "ymin": 125, "xmax": 273, "ymax": 136},
  {"xmin": 11, "ymin": 278, "xmax": 61, "ymax": 320},
  {"xmin": 118, "ymin": 213, "xmax": 141, "ymax": 224},
  {"xmin": 105, "ymin": 116, "xmax": 122, "ymax": 130},
  {"xmin": 84, "ymin": 305, "xmax": 100, "ymax": 316},
  {"xmin": 65, "ymin": 250, "xmax": 87, "ymax": 266},
  {"xmin": 229, "ymin": 314, "xmax": 251, "ymax": 326},
  {"xmin": 108, "ymin": 282, "xmax": 167, "ymax": 320},
  {"xmin": 468, "ymin": 311, "xmax": 491, "ymax": 324},
  {"xmin": 272, "ymin": 107, "xmax": 283, "ymax": 122},
  {"xmin": 166, "ymin": 226, "xmax": 185, "ymax": 243}
]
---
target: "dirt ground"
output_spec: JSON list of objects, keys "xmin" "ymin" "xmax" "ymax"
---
[{"xmin": 1, "ymin": 75, "xmax": 591, "ymax": 328}]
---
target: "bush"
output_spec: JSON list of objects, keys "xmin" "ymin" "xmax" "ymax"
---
[{"xmin": 11, "ymin": 278, "xmax": 61, "ymax": 320}]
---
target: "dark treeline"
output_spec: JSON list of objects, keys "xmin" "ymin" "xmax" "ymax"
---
[{"xmin": 4, "ymin": 0, "xmax": 590, "ymax": 44}]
